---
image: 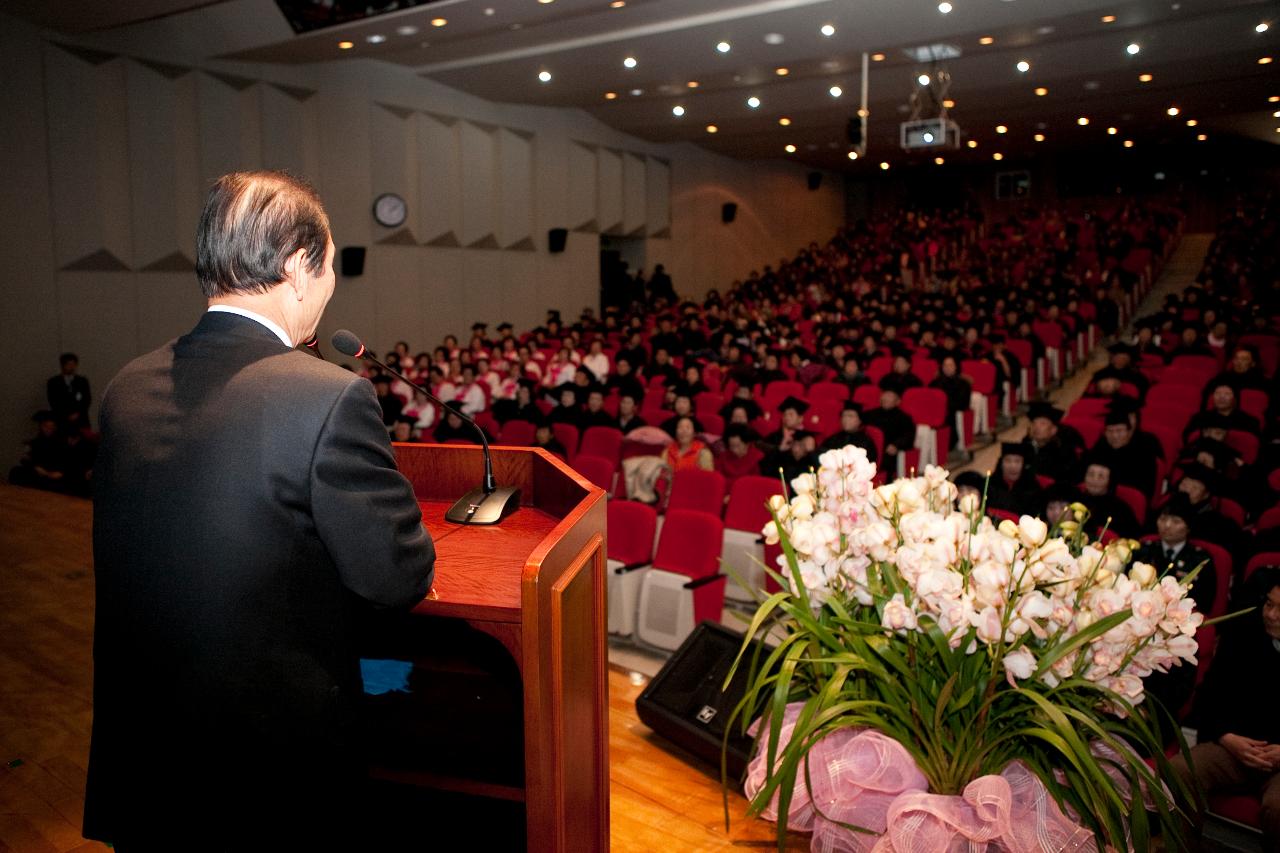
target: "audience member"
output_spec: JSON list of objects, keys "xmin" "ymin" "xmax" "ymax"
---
[{"xmin": 47, "ymin": 352, "xmax": 92, "ymax": 429}]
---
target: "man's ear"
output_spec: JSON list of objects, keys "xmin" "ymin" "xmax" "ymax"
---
[{"xmin": 284, "ymin": 247, "xmax": 309, "ymax": 299}]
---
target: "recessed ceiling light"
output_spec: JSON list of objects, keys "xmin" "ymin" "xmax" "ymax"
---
[
  {"xmin": 967, "ymin": 139, "xmax": 978, "ymax": 148},
  {"xmin": 922, "ymin": 131, "xmax": 935, "ymax": 143},
  {"xmin": 1037, "ymin": 25, "xmax": 1055, "ymax": 35},
  {"xmin": 1101, "ymin": 14, "xmax": 1116, "ymax": 23},
  {"xmin": 764, "ymin": 32, "xmax": 785, "ymax": 45},
  {"xmin": 1107, "ymin": 126, "xmax": 1118, "ymax": 134},
  {"xmin": 686, "ymin": 81, "xmax": 699, "ymax": 89},
  {"xmin": 938, "ymin": 2, "xmax": 953, "ymax": 13},
  {"xmin": 716, "ymin": 41, "xmax": 731, "ymax": 53},
  {"xmin": 705, "ymin": 124, "xmax": 718, "ymax": 133},
  {"xmin": 934, "ymin": 156, "xmax": 945, "ymax": 165},
  {"xmin": 623, "ymin": 56, "xmax": 637, "ymax": 68},
  {"xmin": 918, "ymin": 74, "xmax": 931, "ymax": 86},
  {"xmin": 995, "ymin": 124, "xmax": 1008, "ymax": 133},
  {"xmin": 993, "ymin": 152, "xmax": 1004, "ymax": 160},
  {"xmin": 1257, "ymin": 22, "xmax": 1269, "ymax": 33},
  {"xmin": 1034, "ymin": 87, "xmax": 1048, "ymax": 96},
  {"xmin": 396, "ymin": 25, "xmax": 418, "ymax": 36},
  {"xmin": 672, "ymin": 105, "xmax": 685, "ymax": 116},
  {"xmin": 1197, "ymin": 133, "xmax": 1207, "ymax": 141},
  {"xmin": 604, "ymin": 91, "xmax": 617, "ymax": 99},
  {"xmin": 1167, "ymin": 106, "xmax": 1179, "ymax": 116},
  {"xmin": 779, "ymin": 117, "xmax": 791, "ymax": 126},
  {"xmin": 943, "ymin": 99, "xmax": 956, "ymax": 108},
  {"xmin": 858, "ymin": 108, "xmax": 869, "ymax": 117},
  {"xmin": 747, "ymin": 96, "xmax": 761, "ymax": 108},
  {"xmin": 785, "ymin": 144, "xmax": 797, "ymax": 153},
  {"xmin": 829, "ymin": 86, "xmax": 843, "ymax": 97},
  {"xmin": 845, "ymin": 150, "xmax": 858, "ymax": 160},
  {"xmin": 431, "ymin": 17, "xmax": 447, "ymax": 27},
  {"xmin": 484, "ymin": 7, "xmax": 495, "ymax": 14},
  {"xmin": 538, "ymin": 70, "xmax": 552, "ymax": 82},
  {"xmin": 1186, "ymin": 118, "xmax": 1197, "ymax": 126},
  {"xmin": 630, "ymin": 88, "xmax": 642, "ymax": 95},
  {"xmin": 872, "ymin": 53, "xmax": 886, "ymax": 61},
  {"xmin": 538, "ymin": 0, "xmax": 554, "ymax": 4},
  {"xmin": 1016, "ymin": 60, "xmax": 1030, "ymax": 73},
  {"xmin": 338, "ymin": 40, "xmax": 354, "ymax": 49},
  {"xmin": 775, "ymin": 67, "xmax": 789, "ymax": 76},
  {"xmin": 367, "ymin": 33, "xmax": 386, "ymax": 43},
  {"xmin": 509, "ymin": 22, "xmax": 522, "ymax": 30},
  {"xmin": 820, "ymin": 24, "xmax": 836, "ymax": 37},
  {"xmin": 1126, "ymin": 43, "xmax": 1140, "ymax": 55},
  {"xmin": 1259, "ymin": 56, "xmax": 1274, "ymax": 64},
  {"xmin": 1077, "ymin": 116, "xmax": 1090, "ymax": 125},
  {"xmin": 1138, "ymin": 73, "xmax": 1153, "ymax": 82},
  {"xmin": 1034, "ymin": 133, "xmax": 1045, "ymax": 142},
  {"xmin": 1123, "ymin": 139, "xmax": 1134, "ymax": 147},
  {"xmin": 1271, "ymin": 96, "xmax": 1280, "ymax": 102},
  {"xmin": 1275, "ymin": 109, "xmax": 1280, "ymax": 117},
  {"xmin": 610, "ymin": 0, "xmax": 626, "ymax": 6},
  {"xmin": 979, "ymin": 36, "xmax": 995, "ymax": 45}
]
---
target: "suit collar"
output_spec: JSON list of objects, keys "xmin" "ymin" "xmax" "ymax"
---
[{"xmin": 188, "ymin": 310, "xmax": 293, "ymax": 350}]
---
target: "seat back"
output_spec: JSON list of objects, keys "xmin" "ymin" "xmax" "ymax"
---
[
  {"xmin": 580, "ymin": 426, "xmax": 624, "ymax": 465},
  {"xmin": 1169, "ymin": 354, "xmax": 1220, "ymax": 376},
  {"xmin": 552, "ymin": 422, "xmax": 580, "ymax": 459},
  {"xmin": 961, "ymin": 359, "xmax": 996, "ymax": 395},
  {"xmin": 762, "ymin": 380, "xmax": 805, "ymax": 411},
  {"xmin": 901, "ymin": 387, "xmax": 948, "ymax": 429},
  {"xmin": 1244, "ymin": 551, "xmax": 1280, "ymax": 582},
  {"xmin": 499, "ymin": 419, "xmax": 537, "ymax": 446},
  {"xmin": 1114, "ymin": 485, "xmax": 1148, "ymax": 524},
  {"xmin": 653, "ymin": 510, "xmax": 725, "ymax": 578},
  {"xmin": 1191, "ymin": 538, "xmax": 1233, "ymax": 618},
  {"xmin": 724, "ymin": 475, "xmax": 783, "ymax": 533},
  {"xmin": 911, "ymin": 358, "xmax": 938, "ymax": 386},
  {"xmin": 1239, "ymin": 388, "xmax": 1268, "ymax": 421},
  {"xmin": 607, "ymin": 500, "xmax": 658, "ymax": 566},
  {"xmin": 667, "ymin": 469, "xmax": 726, "ymax": 515},
  {"xmin": 694, "ymin": 391, "xmax": 725, "ymax": 417},
  {"xmin": 574, "ymin": 454, "xmax": 616, "ymax": 493},
  {"xmin": 808, "ymin": 381, "xmax": 851, "ymax": 405},
  {"xmin": 853, "ymin": 384, "xmax": 882, "ymax": 411}
]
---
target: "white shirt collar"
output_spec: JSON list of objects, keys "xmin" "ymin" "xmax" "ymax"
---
[{"xmin": 207, "ymin": 305, "xmax": 293, "ymax": 348}]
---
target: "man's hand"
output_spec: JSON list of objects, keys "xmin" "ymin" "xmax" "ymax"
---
[
  {"xmin": 1258, "ymin": 744, "xmax": 1280, "ymax": 772},
  {"xmin": 1220, "ymin": 733, "xmax": 1272, "ymax": 771},
  {"xmin": 886, "ymin": 444, "xmax": 898, "ymax": 455}
]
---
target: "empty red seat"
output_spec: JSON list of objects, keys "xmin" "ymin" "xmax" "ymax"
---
[
  {"xmin": 667, "ymin": 468, "xmax": 726, "ymax": 515},
  {"xmin": 499, "ymin": 419, "xmax": 537, "ymax": 446},
  {"xmin": 580, "ymin": 426, "xmax": 623, "ymax": 466},
  {"xmin": 552, "ymin": 423, "xmax": 579, "ymax": 460},
  {"xmin": 853, "ymin": 384, "xmax": 882, "ymax": 411},
  {"xmin": 901, "ymin": 387, "xmax": 951, "ymax": 468},
  {"xmin": 1244, "ymin": 551, "xmax": 1280, "ymax": 582},
  {"xmin": 808, "ymin": 381, "xmax": 851, "ymax": 405},
  {"xmin": 650, "ymin": 509, "xmax": 726, "ymax": 619},
  {"xmin": 1114, "ymin": 485, "xmax": 1148, "ymax": 525},
  {"xmin": 763, "ymin": 380, "xmax": 805, "ymax": 411},
  {"xmin": 608, "ymin": 501, "xmax": 658, "ymax": 566},
  {"xmin": 724, "ymin": 475, "xmax": 782, "ymax": 533},
  {"xmin": 1191, "ymin": 538, "xmax": 1233, "ymax": 619},
  {"xmin": 574, "ymin": 454, "xmax": 616, "ymax": 492},
  {"xmin": 694, "ymin": 390, "xmax": 724, "ymax": 417}
]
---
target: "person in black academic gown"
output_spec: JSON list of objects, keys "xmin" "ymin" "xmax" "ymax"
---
[
  {"xmin": 820, "ymin": 402, "xmax": 878, "ymax": 460},
  {"xmin": 1076, "ymin": 457, "xmax": 1141, "ymax": 538},
  {"xmin": 1020, "ymin": 402, "xmax": 1082, "ymax": 485},
  {"xmin": 764, "ymin": 396, "xmax": 809, "ymax": 452},
  {"xmin": 986, "ymin": 443, "xmax": 1042, "ymax": 517},
  {"xmin": 863, "ymin": 387, "xmax": 916, "ymax": 478},
  {"xmin": 762, "ymin": 429, "xmax": 819, "ymax": 485},
  {"xmin": 1087, "ymin": 409, "xmax": 1159, "ymax": 494}
]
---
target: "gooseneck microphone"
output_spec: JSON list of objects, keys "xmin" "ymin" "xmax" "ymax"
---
[
  {"xmin": 301, "ymin": 334, "xmax": 325, "ymax": 360},
  {"xmin": 331, "ymin": 329, "xmax": 520, "ymax": 525}
]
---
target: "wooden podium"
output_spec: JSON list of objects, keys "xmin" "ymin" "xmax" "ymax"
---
[{"xmin": 377, "ymin": 442, "xmax": 609, "ymax": 852}]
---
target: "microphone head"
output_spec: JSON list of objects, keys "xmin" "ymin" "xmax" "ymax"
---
[{"xmin": 331, "ymin": 329, "xmax": 365, "ymax": 358}]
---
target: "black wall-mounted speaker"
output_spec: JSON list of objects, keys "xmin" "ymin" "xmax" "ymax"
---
[
  {"xmin": 807, "ymin": 171, "xmax": 823, "ymax": 191},
  {"xmin": 721, "ymin": 202, "xmax": 737, "ymax": 224},
  {"xmin": 846, "ymin": 117, "xmax": 864, "ymax": 146},
  {"xmin": 340, "ymin": 246, "xmax": 366, "ymax": 277},
  {"xmin": 548, "ymin": 227, "xmax": 568, "ymax": 253}
]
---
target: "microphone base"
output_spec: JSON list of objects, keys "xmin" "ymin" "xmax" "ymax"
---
[{"xmin": 445, "ymin": 486, "xmax": 522, "ymax": 525}]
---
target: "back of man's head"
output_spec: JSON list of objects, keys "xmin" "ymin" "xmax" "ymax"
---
[{"xmin": 196, "ymin": 171, "xmax": 330, "ymax": 298}]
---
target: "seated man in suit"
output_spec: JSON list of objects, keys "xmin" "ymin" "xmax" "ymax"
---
[
  {"xmin": 86, "ymin": 171, "xmax": 436, "ymax": 850},
  {"xmin": 1134, "ymin": 495, "xmax": 1216, "ymax": 616},
  {"xmin": 863, "ymin": 386, "xmax": 916, "ymax": 479},
  {"xmin": 1171, "ymin": 569, "xmax": 1280, "ymax": 851},
  {"xmin": 820, "ymin": 401, "xmax": 878, "ymax": 460}
]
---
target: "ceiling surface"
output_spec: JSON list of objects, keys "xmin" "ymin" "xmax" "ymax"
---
[{"xmin": 9, "ymin": 0, "xmax": 1280, "ymax": 170}]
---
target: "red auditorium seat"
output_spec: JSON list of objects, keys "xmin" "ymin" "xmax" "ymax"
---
[
  {"xmin": 901, "ymin": 387, "xmax": 951, "ymax": 468},
  {"xmin": 910, "ymin": 357, "xmax": 938, "ymax": 386},
  {"xmin": 1244, "ymin": 552, "xmax": 1280, "ymax": 582},
  {"xmin": 1066, "ymin": 397, "xmax": 1110, "ymax": 422},
  {"xmin": 1208, "ymin": 794, "xmax": 1262, "ymax": 832},
  {"xmin": 763, "ymin": 380, "xmax": 804, "ymax": 410},
  {"xmin": 1114, "ymin": 485, "xmax": 1148, "ymax": 526},
  {"xmin": 1191, "ymin": 539, "xmax": 1233, "ymax": 619},
  {"xmin": 853, "ymin": 384, "xmax": 882, "ymax": 412},
  {"xmin": 552, "ymin": 423, "xmax": 579, "ymax": 461},
  {"xmin": 634, "ymin": 510, "xmax": 728, "ymax": 651},
  {"xmin": 694, "ymin": 391, "xmax": 724, "ymax": 417},
  {"xmin": 580, "ymin": 426, "xmax": 623, "ymax": 466},
  {"xmin": 574, "ymin": 454, "xmax": 616, "ymax": 493},
  {"xmin": 808, "ymin": 381, "xmax": 851, "ymax": 405},
  {"xmin": 1224, "ymin": 430, "xmax": 1259, "ymax": 466},
  {"xmin": 1255, "ymin": 507, "xmax": 1280, "ymax": 532},
  {"xmin": 1238, "ymin": 333, "xmax": 1280, "ymax": 376},
  {"xmin": 961, "ymin": 359, "xmax": 999, "ymax": 432},
  {"xmin": 1240, "ymin": 388, "xmax": 1268, "ymax": 421},
  {"xmin": 866, "ymin": 356, "xmax": 893, "ymax": 383},
  {"xmin": 499, "ymin": 419, "xmax": 537, "ymax": 446},
  {"xmin": 606, "ymin": 500, "xmax": 659, "ymax": 636},
  {"xmin": 1170, "ymin": 354, "xmax": 1221, "ymax": 376},
  {"xmin": 805, "ymin": 400, "xmax": 843, "ymax": 441},
  {"xmin": 1062, "ymin": 416, "xmax": 1102, "ymax": 448},
  {"xmin": 699, "ymin": 413, "xmax": 725, "ymax": 435},
  {"xmin": 1003, "ymin": 339, "xmax": 1035, "ymax": 401},
  {"xmin": 1144, "ymin": 422, "xmax": 1185, "ymax": 463},
  {"xmin": 1032, "ymin": 320, "xmax": 1068, "ymax": 381},
  {"xmin": 667, "ymin": 469, "xmax": 726, "ymax": 515},
  {"xmin": 721, "ymin": 475, "xmax": 783, "ymax": 602}
]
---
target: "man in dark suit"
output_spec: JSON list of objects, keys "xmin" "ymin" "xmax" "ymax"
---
[
  {"xmin": 47, "ymin": 351, "xmax": 92, "ymax": 428},
  {"xmin": 86, "ymin": 171, "xmax": 436, "ymax": 850}
]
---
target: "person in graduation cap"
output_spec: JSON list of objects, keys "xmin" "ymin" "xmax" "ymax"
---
[
  {"xmin": 1186, "ymin": 378, "xmax": 1262, "ymax": 438},
  {"xmin": 1077, "ymin": 456, "xmax": 1141, "ymax": 539},
  {"xmin": 1091, "ymin": 342, "xmax": 1150, "ymax": 398},
  {"xmin": 1020, "ymin": 401, "xmax": 1083, "ymax": 485},
  {"xmin": 1107, "ymin": 396, "xmax": 1165, "ymax": 461},
  {"xmin": 1134, "ymin": 495, "xmax": 1216, "ymax": 615},
  {"xmin": 763, "ymin": 429, "xmax": 819, "ymax": 486},
  {"xmin": 986, "ymin": 442, "xmax": 1042, "ymax": 517},
  {"xmin": 719, "ymin": 387, "xmax": 763, "ymax": 423},
  {"xmin": 1173, "ymin": 463, "xmax": 1240, "ymax": 549},
  {"xmin": 820, "ymin": 401, "xmax": 878, "ymax": 460},
  {"xmin": 863, "ymin": 385, "xmax": 916, "ymax": 478},
  {"xmin": 1087, "ymin": 408, "xmax": 1159, "ymax": 493},
  {"xmin": 495, "ymin": 321, "xmax": 515, "ymax": 344},
  {"xmin": 548, "ymin": 384, "xmax": 584, "ymax": 428},
  {"xmin": 764, "ymin": 395, "xmax": 809, "ymax": 452}
]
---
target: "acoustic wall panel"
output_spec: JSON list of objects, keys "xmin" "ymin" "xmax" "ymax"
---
[
  {"xmin": 135, "ymin": 272, "xmax": 206, "ymax": 351},
  {"xmin": 416, "ymin": 112, "xmax": 461, "ymax": 246},
  {"xmin": 597, "ymin": 148, "xmax": 623, "ymax": 236},
  {"xmin": 496, "ymin": 128, "xmax": 534, "ymax": 250},
  {"xmin": 196, "ymin": 71, "xmax": 262, "ymax": 185},
  {"xmin": 259, "ymin": 83, "xmax": 319, "ymax": 181},
  {"xmin": 44, "ymin": 44, "xmax": 133, "ymax": 270},
  {"xmin": 645, "ymin": 158, "xmax": 672, "ymax": 239},
  {"xmin": 568, "ymin": 142, "xmax": 597, "ymax": 232},
  {"xmin": 368, "ymin": 247, "xmax": 424, "ymax": 352},
  {"xmin": 458, "ymin": 121, "xmax": 497, "ymax": 248},
  {"xmin": 622, "ymin": 152, "xmax": 646, "ymax": 237},
  {"xmin": 125, "ymin": 59, "xmax": 201, "ymax": 270},
  {"xmin": 370, "ymin": 103, "xmax": 419, "ymax": 243},
  {"xmin": 171, "ymin": 74, "xmax": 203, "ymax": 263}
]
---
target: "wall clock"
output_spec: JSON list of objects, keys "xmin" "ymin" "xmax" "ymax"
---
[{"xmin": 373, "ymin": 192, "xmax": 407, "ymax": 228}]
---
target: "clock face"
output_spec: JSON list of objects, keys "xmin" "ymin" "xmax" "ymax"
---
[{"xmin": 373, "ymin": 193, "xmax": 407, "ymax": 228}]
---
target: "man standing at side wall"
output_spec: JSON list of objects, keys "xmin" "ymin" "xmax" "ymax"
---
[{"xmin": 85, "ymin": 171, "xmax": 436, "ymax": 850}]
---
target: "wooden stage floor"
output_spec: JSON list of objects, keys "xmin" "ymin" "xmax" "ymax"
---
[{"xmin": 0, "ymin": 483, "xmax": 798, "ymax": 852}]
